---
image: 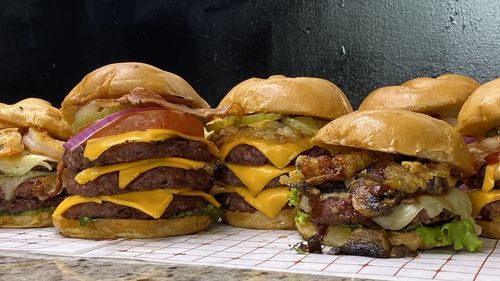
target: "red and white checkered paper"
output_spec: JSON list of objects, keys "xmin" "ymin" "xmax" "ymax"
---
[{"xmin": 0, "ymin": 224, "xmax": 498, "ymax": 281}]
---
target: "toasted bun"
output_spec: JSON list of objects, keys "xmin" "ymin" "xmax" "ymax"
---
[
  {"xmin": 61, "ymin": 62, "xmax": 209, "ymax": 124},
  {"xmin": 297, "ymin": 221, "xmax": 432, "ymax": 252},
  {"xmin": 313, "ymin": 109, "xmax": 474, "ymax": 173},
  {"xmin": 53, "ymin": 215, "xmax": 212, "ymax": 239},
  {"xmin": 0, "ymin": 209, "xmax": 53, "ymax": 228},
  {"xmin": 359, "ymin": 74, "xmax": 480, "ymax": 119},
  {"xmin": 456, "ymin": 78, "xmax": 500, "ymax": 137},
  {"xmin": 222, "ymin": 209, "xmax": 295, "ymax": 230},
  {"xmin": 218, "ymin": 75, "xmax": 352, "ymax": 120},
  {"xmin": 474, "ymin": 218, "xmax": 500, "ymax": 239},
  {"xmin": 0, "ymin": 98, "xmax": 70, "ymax": 140}
]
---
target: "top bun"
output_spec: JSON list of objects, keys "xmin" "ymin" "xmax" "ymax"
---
[
  {"xmin": 456, "ymin": 78, "xmax": 500, "ymax": 137},
  {"xmin": 0, "ymin": 98, "xmax": 69, "ymax": 140},
  {"xmin": 313, "ymin": 109, "xmax": 474, "ymax": 174},
  {"xmin": 218, "ymin": 75, "xmax": 352, "ymax": 120},
  {"xmin": 61, "ymin": 62, "xmax": 209, "ymax": 124},
  {"xmin": 359, "ymin": 74, "xmax": 480, "ymax": 119}
]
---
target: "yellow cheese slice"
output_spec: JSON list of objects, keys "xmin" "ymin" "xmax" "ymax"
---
[
  {"xmin": 482, "ymin": 164, "xmax": 497, "ymax": 192},
  {"xmin": 211, "ymin": 185, "xmax": 290, "ymax": 219},
  {"xmin": 225, "ymin": 163, "xmax": 294, "ymax": 196},
  {"xmin": 75, "ymin": 157, "xmax": 205, "ymax": 188},
  {"xmin": 52, "ymin": 195, "xmax": 102, "ymax": 218},
  {"xmin": 53, "ymin": 188, "xmax": 219, "ymax": 219},
  {"xmin": 99, "ymin": 189, "xmax": 173, "ymax": 219},
  {"xmin": 468, "ymin": 189, "xmax": 500, "ymax": 216},
  {"xmin": 219, "ymin": 138, "xmax": 312, "ymax": 169},
  {"xmin": 84, "ymin": 129, "xmax": 219, "ymax": 161}
]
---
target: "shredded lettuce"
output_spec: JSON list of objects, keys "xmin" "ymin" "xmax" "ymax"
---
[
  {"xmin": 415, "ymin": 219, "xmax": 483, "ymax": 252},
  {"xmin": 295, "ymin": 210, "xmax": 310, "ymax": 225},
  {"xmin": 169, "ymin": 204, "xmax": 222, "ymax": 223},
  {"xmin": 79, "ymin": 216, "xmax": 97, "ymax": 226},
  {"xmin": 288, "ymin": 187, "xmax": 299, "ymax": 207}
]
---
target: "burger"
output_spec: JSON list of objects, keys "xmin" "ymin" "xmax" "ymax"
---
[
  {"xmin": 285, "ymin": 109, "xmax": 482, "ymax": 257},
  {"xmin": 455, "ymin": 78, "xmax": 500, "ymax": 239},
  {"xmin": 0, "ymin": 98, "xmax": 69, "ymax": 227},
  {"xmin": 52, "ymin": 62, "xmax": 221, "ymax": 239},
  {"xmin": 208, "ymin": 75, "xmax": 352, "ymax": 230},
  {"xmin": 358, "ymin": 74, "xmax": 480, "ymax": 125}
]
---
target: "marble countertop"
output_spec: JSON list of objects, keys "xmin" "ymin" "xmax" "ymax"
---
[{"xmin": 0, "ymin": 252, "xmax": 375, "ymax": 281}]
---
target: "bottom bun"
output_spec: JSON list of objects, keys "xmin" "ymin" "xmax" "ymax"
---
[
  {"xmin": 297, "ymin": 221, "xmax": 433, "ymax": 253},
  {"xmin": 0, "ymin": 209, "xmax": 53, "ymax": 228},
  {"xmin": 53, "ymin": 215, "xmax": 212, "ymax": 239},
  {"xmin": 476, "ymin": 219, "xmax": 500, "ymax": 239},
  {"xmin": 222, "ymin": 209, "xmax": 295, "ymax": 230}
]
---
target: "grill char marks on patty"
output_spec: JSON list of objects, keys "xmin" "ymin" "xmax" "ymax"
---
[
  {"xmin": 62, "ymin": 195, "xmax": 208, "ymax": 220},
  {"xmin": 223, "ymin": 145, "xmax": 330, "ymax": 165},
  {"xmin": 64, "ymin": 139, "xmax": 214, "ymax": 171},
  {"xmin": 64, "ymin": 167, "xmax": 212, "ymax": 197}
]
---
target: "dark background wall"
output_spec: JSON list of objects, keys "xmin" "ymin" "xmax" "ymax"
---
[{"xmin": 0, "ymin": 0, "xmax": 499, "ymax": 108}]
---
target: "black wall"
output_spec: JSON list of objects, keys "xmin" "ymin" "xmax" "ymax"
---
[{"xmin": 0, "ymin": 0, "xmax": 499, "ymax": 108}]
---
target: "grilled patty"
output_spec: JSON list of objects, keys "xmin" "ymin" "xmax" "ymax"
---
[
  {"xmin": 224, "ymin": 145, "xmax": 329, "ymax": 165},
  {"xmin": 62, "ymin": 195, "xmax": 208, "ymax": 219},
  {"xmin": 215, "ymin": 192, "xmax": 291, "ymax": 213},
  {"xmin": 215, "ymin": 166, "xmax": 281, "ymax": 188},
  {"xmin": 64, "ymin": 139, "xmax": 214, "ymax": 171},
  {"xmin": 64, "ymin": 167, "xmax": 212, "ymax": 196},
  {"xmin": 0, "ymin": 195, "xmax": 64, "ymax": 214}
]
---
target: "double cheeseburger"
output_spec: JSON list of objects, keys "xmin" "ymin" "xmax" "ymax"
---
[
  {"xmin": 0, "ymin": 98, "xmax": 69, "ymax": 227},
  {"xmin": 456, "ymin": 78, "xmax": 500, "ymax": 238},
  {"xmin": 52, "ymin": 62, "xmax": 221, "ymax": 238},
  {"xmin": 286, "ymin": 109, "xmax": 482, "ymax": 257},
  {"xmin": 208, "ymin": 75, "xmax": 352, "ymax": 229},
  {"xmin": 359, "ymin": 74, "xmax": 480, "ymax": 125}
]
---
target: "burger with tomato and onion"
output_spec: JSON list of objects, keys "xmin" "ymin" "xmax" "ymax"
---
[
  {"xmin": 52, "ymin": 62, "xmax": 221, "ymax": 238},
  {"xmin": 284, "ymin": 109, "xmax": 482, "ymax": 257},
  {"xmin": 358, "ymin": 74, "xmax": 480, "ymax": 125},
  {"xmin": 456, "ymin": 78, "xmax": 500, "ymax": 239},
  {"xmin": 0, "ymin": 98, "xmax": 69, "ymax": 227},
  {"xmin": 207, "ymin": 75, "xmax": 352, "ymax": 230}
]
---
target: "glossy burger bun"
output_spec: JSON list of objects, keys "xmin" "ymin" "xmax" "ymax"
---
[
  {"xmin": 359, "ymin": 74, "xmax": 480, "ymax": 119},
  {"xmin": 456, "ymin": 78, "xmax": 500, "ymax": 137},
  {"xmin": 222, "ymin": 209, "xmax": 295, "ymax": 230},
  {"xmin": 313, "ymin": 109, "xmax": 474, "ymax": 174},
  {"xmin": 53, "ymin": 215, "xmax": 212, "ymax": 239},
  {"xmin": 218, "ymin": 75, "xmax": 353, "ymax": 119},
  {"xmin": 0, "ymin": 209, "xmax": 53, "ymax": 228},
  {"xmin": 0, "ymin": 98, "xmax": 70, "ymax": 140},
  {"xmin": 61, "ymin": 62, "xmax": 209, "ymax": 125}
]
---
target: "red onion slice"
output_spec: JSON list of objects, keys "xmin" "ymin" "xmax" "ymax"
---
[{"xmin": 463, "ymin": 136, "xmax": 476, "ymax": 144}]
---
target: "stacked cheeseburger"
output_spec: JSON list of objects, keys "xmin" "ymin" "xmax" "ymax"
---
[
  {"xmin": 359, "ymin": 73, "xmax": 480, "ymax": 125},
  {"xmin": 286, "ymin": 110, "xmax": 482, "ymax": 257},
  {"xmin": 208, "ymin": 75, "xmax": 352, "ymax": 229},
  {"xmin": 0, "ymin": 98, "xmax": 69, "ymax": 227},
  {"xmin": 52, "ymin": 62, "xmax": 221, "ymax": 238},
  {"xmin": 456, "ymin": 78, "xmax": 500, "ymax": 238}
]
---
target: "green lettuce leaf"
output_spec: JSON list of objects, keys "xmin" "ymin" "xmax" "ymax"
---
[
  {"xmin": 288, "ymin": 187, "xmax": 299, "ymax": 207},
  {"xmin": 416, "ymin": 219, "xmax": 482, "ymax": 252},
  {"xmin": 169, "ymin": 204, "xmax": 222, "ymax": 223},
  {"xmin": 295, "ymin": 210, "xmax": 310, "ymax": 225}
]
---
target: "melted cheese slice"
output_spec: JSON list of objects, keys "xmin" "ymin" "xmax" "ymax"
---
[
  {"xmin": 482, "ymin": 164, "xmax": 499, "ymax": 192},
  {"xmin": 219, "ymin": 138, "xmax": 312, "ymax": 169},
  {"xmin": 84, "ymin": 129, "xmax": 219, "ymax": 161},
  {"xmin": 52, "ymin": 188, "xmax": 220, "ymax": 219},
  {"xmin": 75, "ymin": 157, "xmax": 205, "ymax": 188},
  {"xmin": 468, "ymin": 189, "xmax": 500, "ymax": 216},
  {"xmin": 211, "ymin": 185, "xmax": 290, "ymax": 219},
  {"xmin": 225, "ymin": 164, "xmax": 294, "ymax": 196}
]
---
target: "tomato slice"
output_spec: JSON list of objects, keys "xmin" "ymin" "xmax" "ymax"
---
[
  {"xmin": 90, "ymin": 109, "xmax": 204, "ymax": 139},
  {"xmin": 485, "ymin": 152, "xmax": 500, "ymax": 165}
]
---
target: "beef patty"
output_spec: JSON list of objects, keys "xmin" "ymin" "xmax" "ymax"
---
[
  {"xmin": 62, "ymin": 195, "xmax": 208, "ymax": 219},
  {"xmin": 215, "ymin": 192, "xmax": 291, "ymax": 213},
  {"xmin": 215, "ymin": 167, "xmax": 282, "ymax": 188},
  {"xmin": 0, "ymin": 195, "xmax": 64, "ymax": 214},
  {"xmin": 64, "ymin": 167, "xmax": 212, "ymax": 196},
  {"xmin": 224, "ymin": 145, "xmax": 329, "ymax": 165},
  {"xmin": 64, "ymin": 139, "xmax": 214, "ymax": 171}
]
